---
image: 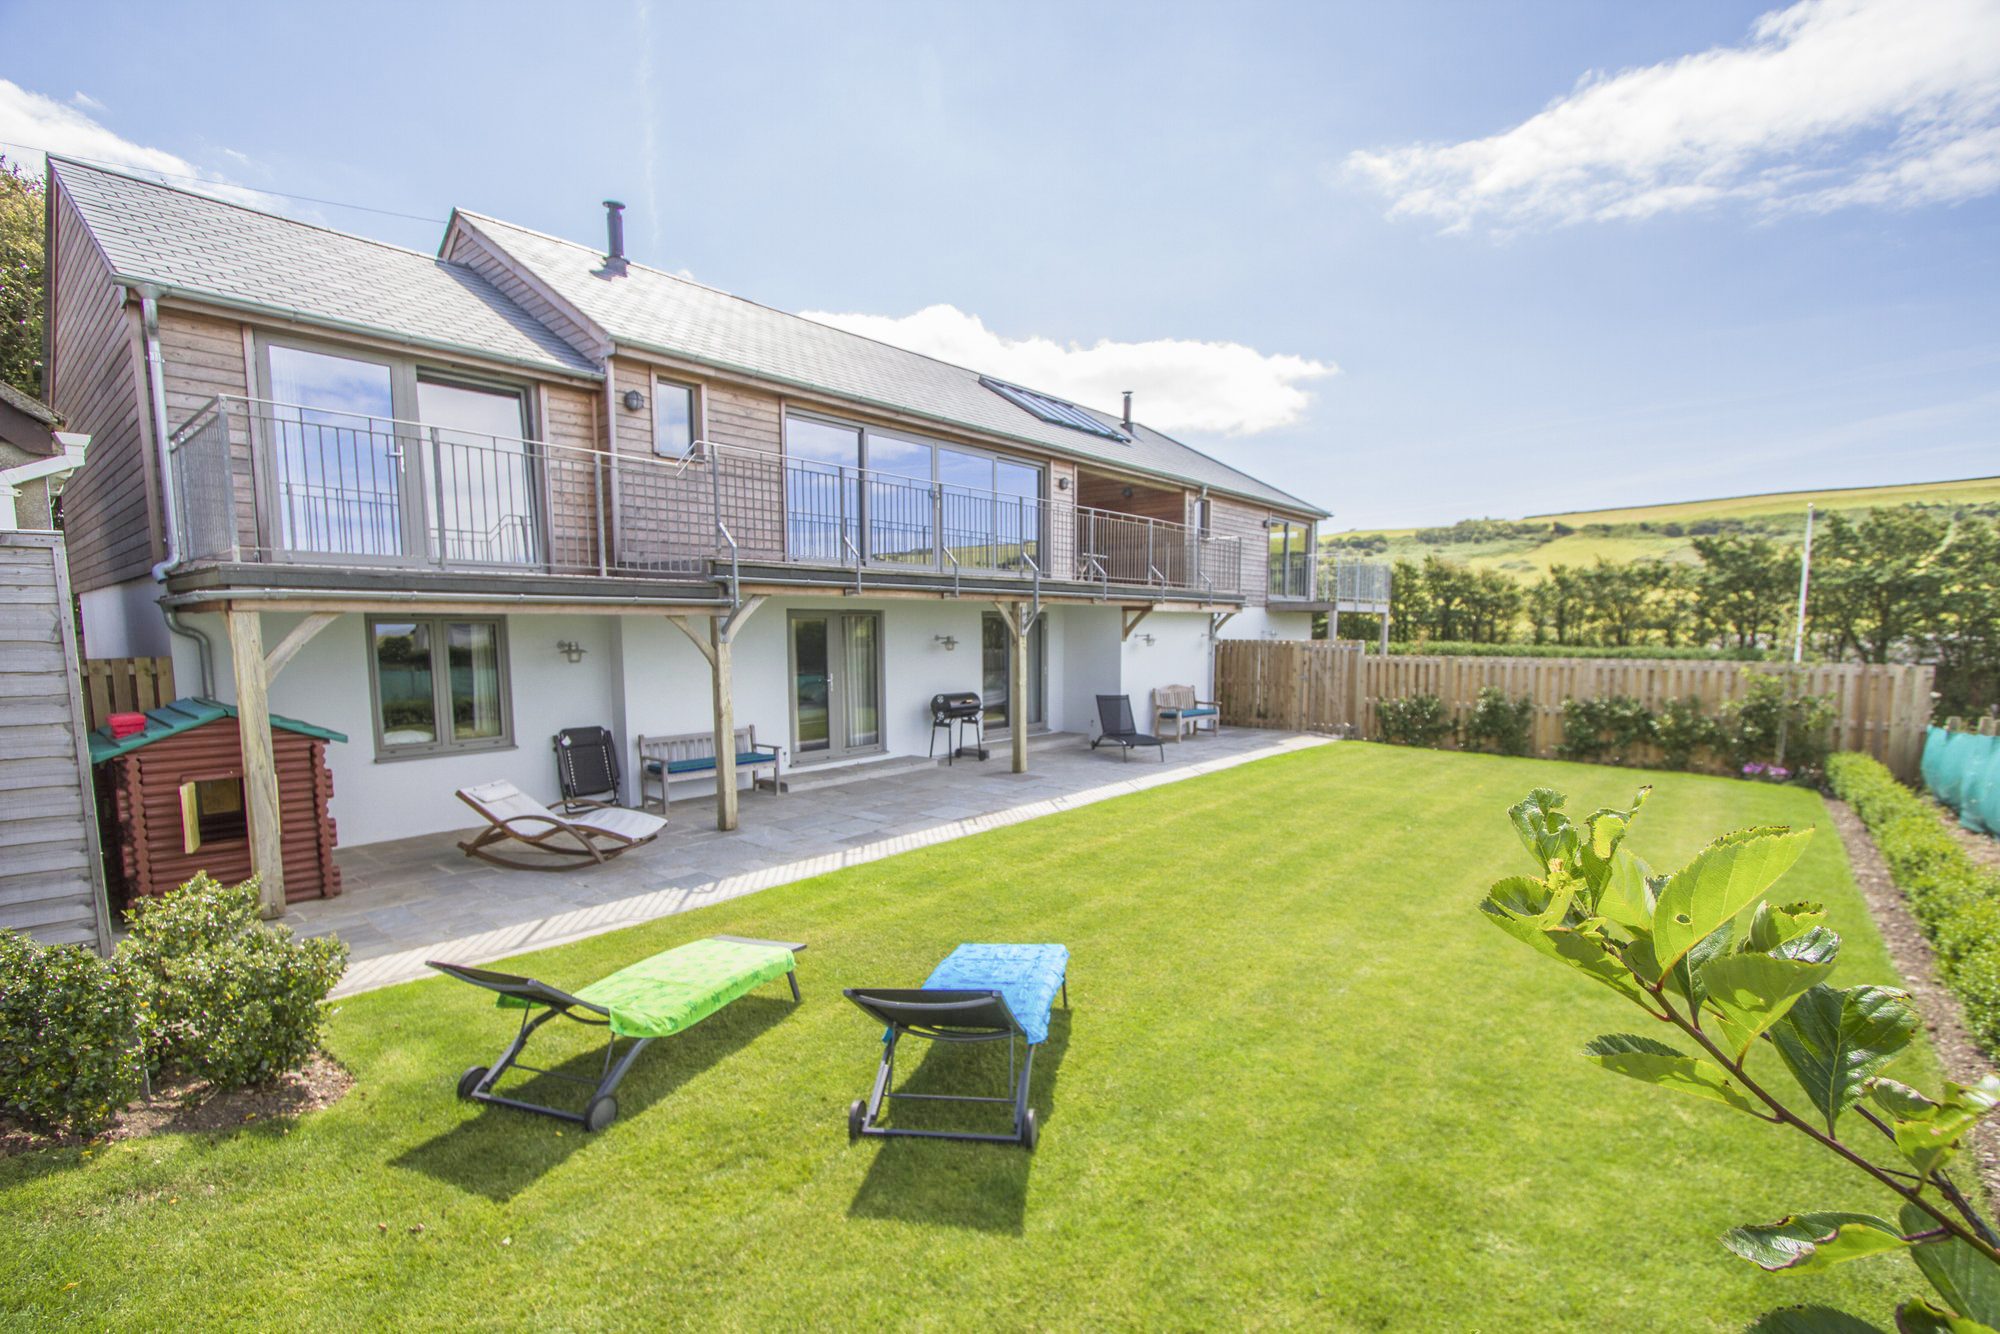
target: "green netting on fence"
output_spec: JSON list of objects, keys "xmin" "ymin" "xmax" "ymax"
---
[{"xmin": 1921, "ymin": 725, "xmax": 2000, "ymax": 836}]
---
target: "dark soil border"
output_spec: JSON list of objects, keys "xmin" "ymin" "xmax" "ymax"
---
[
  {"xmin": 0, "ymin": 1050, "xmax": 353, "ymax": 1158},
  {"xmin": 1825, "ymin": 798, "xmax": 1999, "ymax": 1207}
]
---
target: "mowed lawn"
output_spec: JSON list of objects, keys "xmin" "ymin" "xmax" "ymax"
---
[{"xmin": 1, "ymin": 745, "xmax": 1943, "ymax": 1331}]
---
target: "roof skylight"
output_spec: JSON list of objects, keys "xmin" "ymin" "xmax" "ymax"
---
[{"xmin": 979, "ymin": 377, "xmax": 1128, "ymax": 442}]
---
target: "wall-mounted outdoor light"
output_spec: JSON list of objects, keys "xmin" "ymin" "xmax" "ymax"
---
[
  {"xmin": 933, "ymin": 634, "xmax": 959, "ymax": 651},
  {"xmin": 621, "ymin": 389, "xmax": 647, "ymax": 412},
  {"xmin": 1056, "ymin": 475, "xmax": 1070, "ymax": 491},
  {"xmin": 1136, "ymin": 633, "xmax": 1156, "ymax": 647},
  {"xmin": 557, "ymin": 640, "xmax": 588, "ymax": 663},
  {"xmin": 1121, "ymin": 486, "xmax": 1134, "ymax": 499}
]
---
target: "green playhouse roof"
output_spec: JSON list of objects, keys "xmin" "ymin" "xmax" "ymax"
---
[{"xmin": 88, "ymin": 697, "xmax": 347, "ymax": 765}]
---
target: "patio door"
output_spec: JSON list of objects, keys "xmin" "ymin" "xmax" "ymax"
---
[
  {"xmin": 265, "ymin": 344, "xmax": 412, "ymax": 559},
  {"xmin": 790, "ymin": 612, "xmax": 882, "ymax": 761},
  {"xmin": 981, "ymin": 611, "xmax": 1043, "ymax": 731}
]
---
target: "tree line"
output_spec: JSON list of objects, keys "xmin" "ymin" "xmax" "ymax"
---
[{"xmin": 1358, "ymin": 506, "xmax": 1999, "ymax": 715}]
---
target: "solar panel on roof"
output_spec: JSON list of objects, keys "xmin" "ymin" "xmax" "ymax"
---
[{"xmin": 978, "ymin": 377, "xmax": 1128, "ymax": 442}]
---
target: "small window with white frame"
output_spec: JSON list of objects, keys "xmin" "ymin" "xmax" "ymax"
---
[{"xmin": 652, "ymin": 378, "xmax": 699, "ymax": 458}]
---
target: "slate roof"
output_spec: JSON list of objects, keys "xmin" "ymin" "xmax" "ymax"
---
[
  {"xmin": 455, "ymin": 213, "xmax": 1325, "ymax": 515},
  {"xmin": 0, "ymin": 381, "xmax": 61, "ymax": 427},
  {"xmin": 51, "ymin": 160, "xmax": 599, "ymax": 379},
  {"xmin": 87, "ymin": 697, "xmax": 347, "ymax": 765}
]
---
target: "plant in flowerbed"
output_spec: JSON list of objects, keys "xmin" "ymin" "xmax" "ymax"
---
[
  {"xmin": 0, "ymin": 874, "xmax": 349, "ymax": 1148},
  {"xmin": 1481, "ymin": 786, "xmax": 2000, "ymax": 1332}
]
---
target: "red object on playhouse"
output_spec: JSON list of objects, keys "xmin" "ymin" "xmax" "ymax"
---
[{"xmin": 88, "ymin": 698, "xmax": 346, "ymax": 906}]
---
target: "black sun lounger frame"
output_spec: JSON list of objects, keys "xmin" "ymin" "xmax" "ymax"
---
[
  {"xmin": 842, "ymin": 978, "xmax": 1068, "ymax": 1151},
  {"xmin": 429, "ymin": 935, "xmax": 802, "ymax": 1132}
]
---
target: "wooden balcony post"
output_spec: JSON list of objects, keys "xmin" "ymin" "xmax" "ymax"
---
[
  {"xmin": 710, "ymin": 616, "xmax": 740, "ymax": 832},
  {"xmin": 224, "ymin": 607, "xmax": 286, "ymax": 915},
  {"xmin": 997, "ymin": 601, "xmax": 1031, "ymax": 774}
]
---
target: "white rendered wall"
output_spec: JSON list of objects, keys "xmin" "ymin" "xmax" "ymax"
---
[
  {"xmin": 1215, "ymin": 606, "xmax": 1315, "ymax": 642},
  {"xmin": 77, "ymin": 576, "xmax": 172, "ymax": 659}
]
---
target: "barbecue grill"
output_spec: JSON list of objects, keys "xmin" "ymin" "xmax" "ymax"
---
[{"xmin": 929, "ymin": 691, "xmax": 988, "ymax": 763}]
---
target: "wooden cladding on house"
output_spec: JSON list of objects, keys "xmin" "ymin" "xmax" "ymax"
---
[{"xmin": 46, "ymin": 182, "xmax": 152, "ymax": 592}]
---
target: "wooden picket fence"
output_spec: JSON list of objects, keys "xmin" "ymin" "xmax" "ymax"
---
[
  {"xmin": 1213, "ymin": 642, "xmax": 1934, "ymax": 780},
  {"xmin": 79, "ymin": 656, "xmax": 176, "ymax": 731}
]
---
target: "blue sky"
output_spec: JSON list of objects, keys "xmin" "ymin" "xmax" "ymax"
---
[{"xmin": 3, "ymin": 0, "xmax": 1996, "ymax": 528}]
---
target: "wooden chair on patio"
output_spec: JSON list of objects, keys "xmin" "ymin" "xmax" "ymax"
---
[{"xmin": 1152, "ymin": 685, "xmax": 1220, "ymax": 741}]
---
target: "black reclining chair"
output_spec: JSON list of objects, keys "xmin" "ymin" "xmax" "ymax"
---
[
  {"xmin": 554, "ymin": 726, "xmax": 621, "ymax": 810},
  {"xmin": 1090, "ymin": 695, "xmax": 1165, "ymax": 761}
]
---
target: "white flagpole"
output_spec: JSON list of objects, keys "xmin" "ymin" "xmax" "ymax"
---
[{"xmin": 1793, "ymin": 503, "xmax": 1815, "ymax": 664}]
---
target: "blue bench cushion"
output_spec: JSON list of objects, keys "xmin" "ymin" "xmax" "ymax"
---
[
  {"xmin": 921, "ymin": 943, "xmax": 1069, "ymax": 1045},
  {"xmin": 1164, "ymin": 706, "xmax": 1218, "ymax": 717},
  {"xmin": 646, "ymin": 751, "xmax": 777, "ymax": 776}
]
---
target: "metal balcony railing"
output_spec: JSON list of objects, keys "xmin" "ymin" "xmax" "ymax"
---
[{"xmin": 166, "ymin": 396, "xmax": 1244, "ymax": 596}]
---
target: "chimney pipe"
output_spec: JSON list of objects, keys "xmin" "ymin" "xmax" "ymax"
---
[
  {"xmin": 601, "ymin": 200, "xmax": 628, "ymax": 274},
  {"xmin": 1121, "ymin": 390, "xmax": 1133, "ymax": 432}
]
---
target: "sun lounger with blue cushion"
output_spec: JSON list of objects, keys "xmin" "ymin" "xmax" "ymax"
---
[
  {"xmin": 843, "ymin": 943, "xmax": 1069, "ymax": 1151},
  {"xmin": 429, "ymin": 935, "xmax": 804, "ymax": 1131}
]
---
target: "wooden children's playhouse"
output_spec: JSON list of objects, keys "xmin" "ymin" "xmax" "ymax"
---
[{"xmin": 89, "ymin": 698, "xmax": 345, "ymax": 906}]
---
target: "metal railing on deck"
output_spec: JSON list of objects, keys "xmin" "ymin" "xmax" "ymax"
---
[{"xmin": 166, "ymin": 396, "xmax": 1243, "ymax": 595}]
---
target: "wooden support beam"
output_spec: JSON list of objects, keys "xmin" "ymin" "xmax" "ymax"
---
[
  {"xmin": 225, "ymin": 608, "xmax": 285, "ymax": 916},
  {"xmin": 995, "ymin": 601, "xmax": 1032, "ymax": 774},
  {"xmin": 263, "ymin": 612, "xmax": 338, "ymax": 682},
  {"xmin": 683, "ymin": 596, "xmax": 765, "ymax": 832},
  {"xmin": 1122, "ymin": 606, "xmax": 1155, "ymax": 641}
]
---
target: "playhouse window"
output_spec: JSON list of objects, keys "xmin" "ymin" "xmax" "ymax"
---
[{"xmin": 179, "ymin": 775, "xmax": 247, "ymax": 854}]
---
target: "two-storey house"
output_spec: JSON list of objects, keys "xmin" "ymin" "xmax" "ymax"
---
[{"xmin": 45, "ymin": 159, "xmax": 1330, "ymax": 912}]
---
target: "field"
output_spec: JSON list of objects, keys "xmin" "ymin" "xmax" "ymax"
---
[
  {"xmin": 1330, "ymin": 474, "xmax": 2000, "ymax": 582},
  {"xmin": 0, "ymin": 745, "xmax": 1946, "ymax": 1332}
]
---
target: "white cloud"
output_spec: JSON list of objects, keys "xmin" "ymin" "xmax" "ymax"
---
[
  {"xmin": 0, "ymin": 79, "xmax": 277, "ymax": 210},
  {"xmin": 798, "ymin": 304, "xmax": 1337, "ymax": 437},
  {"xmin": 1348, "ymin": 0, "xmax": 2000, "ymax": 229},
  {"xmin": 69, "ymin": 92, "xmax": 105, "ymax": 113}
]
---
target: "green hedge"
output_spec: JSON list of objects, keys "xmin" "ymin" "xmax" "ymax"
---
[
  {"xmin": 1826, "ymin": 752, "xmax": 2000, "ymax": 1053},
  {"xmin": 0, "ymin": 933, "xmax": 140, "ymax": 1136},
  {"xmin": 1383, "ymin": 641, "xmax": 1767, "ymax": 661}
]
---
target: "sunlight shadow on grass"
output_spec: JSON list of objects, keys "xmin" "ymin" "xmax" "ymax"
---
[
  {"xmin": 391, "ymin": 996, "xmax": 799, "ymax": 1202},
  {"xmin": 846, "ymin": 1009, "xmax": 1070, "ymax": 1235}
]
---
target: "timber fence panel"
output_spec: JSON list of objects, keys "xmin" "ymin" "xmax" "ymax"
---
[
  {"xmin": 81, "ymin": 656, "xmax": 176, "ymax": 730},
  {"xmin": 1212, "ymin": 643, "xmax": 1933, "ymax": 780}
]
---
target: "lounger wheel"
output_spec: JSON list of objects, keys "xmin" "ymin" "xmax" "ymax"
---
[
  {"xmin": 1021, "ymin": 1107, "xmax": 1038, "ymax": 1152},
  {"xmin": 584, "ymin": 1095, "xmax": 618, "ymax": 1132},
  {"xmin": 848, "ymin": 1099, "xmax": 866, "ymax": 1144},
  {"xmin": 456, "ymin": 1066, "xmax": 488, "ymax": 1100}
]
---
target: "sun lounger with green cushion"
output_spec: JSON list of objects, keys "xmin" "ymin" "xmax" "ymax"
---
[{"xmin": 429, "ymin": 935, "xmax": 804, "ymax": 1131}]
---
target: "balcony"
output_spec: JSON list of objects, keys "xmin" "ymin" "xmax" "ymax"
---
[
  {"xmin": 1268, "ymin": 552, "xmax": 1392, "ymax": 609},
  {"xmin": 166, "ymin": 396, "xmax": 1244, "ymax": 600}
]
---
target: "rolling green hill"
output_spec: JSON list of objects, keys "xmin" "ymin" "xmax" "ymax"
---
[{"xmin": 1327, "ymin": 475, "xmax": 2000, "ymax": 582}]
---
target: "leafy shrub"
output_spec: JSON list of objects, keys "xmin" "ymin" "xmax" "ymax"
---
[
  {"xmin": 1652, "ymin": 695, "xmax": 1723, "ymax": 771},
  {"xmin": 0, "ymin": 932, "xmax": 140, "ymax": 1135},
  {"xmin": 1461, "ymin": 686, "xmax": 1534, "ymax": 756},
  {"xmin": 1719, "ymin": 673, "xmax": 1835, "ymax": 778},
  {"xmin": 1556, "ymin": 695, "xmax": 1655, "ymax": 763},
  {"xmin": 1827, "ymin": 753, "xmax": 2000, "ymax": 1051},
  {"xmin": 119, "ymin": 875, "xmax": 348, "ymax": 1090},
  {"xmin": 1375, "ymin": 693, "xmax": 1454, "ymax": 747}
]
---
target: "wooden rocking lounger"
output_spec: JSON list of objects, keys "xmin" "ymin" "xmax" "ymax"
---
[{"xmin": 455, "ymin": 779, "xmax": 666, "ymax": 871}]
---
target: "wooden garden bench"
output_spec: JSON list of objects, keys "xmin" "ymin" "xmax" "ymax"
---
[
  {"xmin": 1153, "ymin": 684, "xmax": 1220, "ymax": 741},
  {"xmin": 636, "ymin": 726, "xmax": 784, "ymax": 811}
]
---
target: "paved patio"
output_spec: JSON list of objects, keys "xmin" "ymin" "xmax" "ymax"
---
[{"xmin": 299, "ymin": 728, "xmax": 1329, "ymax": 995}]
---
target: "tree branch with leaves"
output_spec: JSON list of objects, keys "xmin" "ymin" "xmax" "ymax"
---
[{"xmin": 1482, "ymin": 787, "xmax": 2000, "ymax": 1332}]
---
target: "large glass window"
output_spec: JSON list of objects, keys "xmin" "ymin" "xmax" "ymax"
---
[
  {"xmin": 369, "ymin": 616, "xmax": 512, "ymax": 757},
  {"xmin": 789, "ymin": 611, "xmax": 883, "ymax": 760},
  {"xmin": 1268, "ymin": 519, "xmax": 1313, "ymax": 599},
  {"xmin": 785, "ymin": 411, "xmax": 1044, "ymax": 573},
  {"xmin": 652, "ymin": 379, "xmax": 696, "ymax": 458},
  {"xmin": 267, "ymin": 345, "xmax": 401, "ymax": 557},
  {"xmin": 416, "ymin": 378, "xmax": 535, "ymax": 565}
]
